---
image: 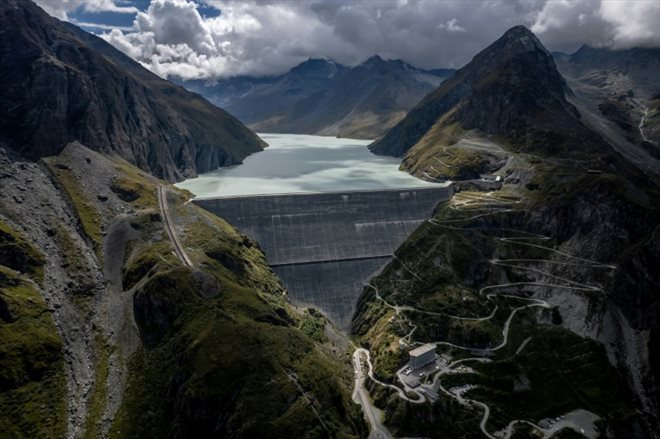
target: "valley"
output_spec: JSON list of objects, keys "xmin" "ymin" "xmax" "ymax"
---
[
  {"xmin": 177, "ymin": 123, "xmax": 657, "ymax": 438},
  {"xmin": 1, "ymin": 1, "xmax": 659, "ymax": 438}
]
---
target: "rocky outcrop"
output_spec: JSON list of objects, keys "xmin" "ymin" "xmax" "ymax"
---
[
  {"xmin": 369, "ymin": 26, "xmax": 604, "ymax": 157},
  {"xmin": 0, "ymin": 0, "xmax": 265, "ymax": 182},
  {"xmin": 0, "ymin": 221, "xmax": 46, "ymax": 278}
]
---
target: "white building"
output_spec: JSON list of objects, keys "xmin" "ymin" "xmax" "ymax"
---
[{"xmin": 409, "ymin": 344, "xmax": 436, "ymax": 370}]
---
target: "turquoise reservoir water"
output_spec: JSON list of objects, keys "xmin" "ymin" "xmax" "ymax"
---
[{"xmin": 175, "ymin": 133, "xmax": 441, "ymax": 198}]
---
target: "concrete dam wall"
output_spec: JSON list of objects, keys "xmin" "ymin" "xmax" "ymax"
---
[{"xmin": 195, "ymin": 186, "xmax": 453, "ymax": 329}]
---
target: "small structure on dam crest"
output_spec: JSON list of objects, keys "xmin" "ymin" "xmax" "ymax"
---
[{"xmin": 194, "ymin": 185, "xmax": 453, "ymax": 329}]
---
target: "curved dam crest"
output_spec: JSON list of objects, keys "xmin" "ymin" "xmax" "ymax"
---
[{"xmin": 195, "ymin": 185, "xmax": 453, "ymax": 329}]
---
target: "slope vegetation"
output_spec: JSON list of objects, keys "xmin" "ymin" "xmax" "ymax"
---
[
  {"xmin": 111, "ymin": 189, "xmax": 365, "ymax": 438},
  {"xmin": 0, "ymin": 222, "xmax": 66, "ymax": 439},
  {"xmin": 1, "ymin": 140, "xmax": 366, "ymax": 438},
  {"xmin": 353, "ymin": 173, "xmax": 659, "ymax": 437}
]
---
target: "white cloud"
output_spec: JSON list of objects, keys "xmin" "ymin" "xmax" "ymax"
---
[
  {"xmin": 97, "ymin": 0, "xmax": 528, "ymax": 79},
  {"xmin": 438, "ymin": 18, "xmax": 466, "ymax": 33},
  {"xmin": 531, "ymin": 0, "xmax": 613, "ymax": 49},
  {"xmin": 531, "ymin": 0, "xmax": 660, "ymax": 50},
  {"xmin": 599, "ymin": 0, "xmax": 660, "ymax": 48},
  {"xmin": 70, "ymin": 19, "xmax": 134, "ymax": 31},
  {"xmin": 102, "ymin": 28, "xmax": 148, "ymax": 58},
  {"xmin": 35, "ymin": 0, "xmax": 660, "ymax": 80},
  {"xmin": 34, "ymin": 0, "xmax": 138, "ymax": 20}
]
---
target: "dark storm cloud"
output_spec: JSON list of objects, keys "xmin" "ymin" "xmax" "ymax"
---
[{"xmin": 34, "ymin": 0, "xmax": 660, "ymax": 80}]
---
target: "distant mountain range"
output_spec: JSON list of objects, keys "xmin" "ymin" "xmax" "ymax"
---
[
  {"xmin": 0, "ymin": 0, "xmax": 264, "ymax": 181},
  {"xmin": 178, "ymin": 58, "xmax": 455, "ymax": 139},
  {"xmin": 554, "ymin": 45, "xmax": 660, "ymax": 166}
]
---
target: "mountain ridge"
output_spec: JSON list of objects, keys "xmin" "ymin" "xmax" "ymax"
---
[
  {"xmin": 0, "ymin": 0, "xmax": 265, "ymax": 182},
  {"xmin": 0, "ymin": 2, "xmax": 365, "ymax": 438},
  {"xmin": 369, "ymin": 25, "xmax": 604, "ymax": 159},
  {"xmin": 179, "ymin": 57, "xmax": 455, "ymax": 139}
]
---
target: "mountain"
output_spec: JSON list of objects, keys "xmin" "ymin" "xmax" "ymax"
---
[
  {"xmin": 369, "ymin": 26, "xmax": 604, "ymax": 162},
  {"xmin": 557, "ymin": 44, "xmax": 660, "ymax": 95},
  {"xmin": 0, "ymin": 0, "xmax": 265, "ymax": 182},
  {"xmin": 0, "ymin": 2, "xmax": 364, "ymax": 438},
  {"xmin": 180, "ymin": 57, "xmax": 455, "ymax": 139},
  {"xmin": 1, "ymin": 143, "xmax": 365, "ymax": 439},
  {"xmin": 554, "ymin": 45, "xmax": 660, "ymax": 171},
  {"xmin": 179, "ymin": 76, "xmax": 279, "ymax": 109},
  {"xmin": 3, "ymin": 3, "xmax": 659, "ymax": 437},
  {"xmin": 352, "ymin": 26, "xmax": 660, "ymax": 438}
]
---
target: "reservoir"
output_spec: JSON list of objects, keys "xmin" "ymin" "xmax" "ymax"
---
[
  {"xmin": 175, "ymin": 133, "xmax": 437, "ymax": 197},
  {"xmin": 178, "ymin": 133, "xmax": 451, "ymax": 328}
]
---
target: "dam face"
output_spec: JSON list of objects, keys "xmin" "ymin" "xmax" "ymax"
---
[{"xmin": 195, "ymin": 186, "xmax": 453, "ymax": 329}]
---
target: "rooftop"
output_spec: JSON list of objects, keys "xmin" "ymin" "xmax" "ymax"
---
[{"xmin": 409, "ymin": 343, "xmax": 436, "ymax": 357}]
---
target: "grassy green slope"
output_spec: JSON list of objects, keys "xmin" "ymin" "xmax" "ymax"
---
[
  {"xmin": 0, "ymin": 145, "xmax": 365, "ymax": 438},
  {"xmin": 110, "ymin": 190, "xmax": 366, "ymax": 438},
  {"xmin": 0, "ymin": 222, "xmax": 66, "ymax": 439}
]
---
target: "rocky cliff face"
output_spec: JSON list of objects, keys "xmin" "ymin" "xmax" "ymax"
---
[
  {"xmin": 528, "ymin": 170, "xmax": 660, "ymax": 432},
  {"xmin": 0, "ymin": 0, "xmax": 265, "ymax": 182},
  {"xmin": 180, "ymin": 57, "xmax": 454, "ymax": 139},
  {"xmin": 369, "ymin": 26, "xmax": 603, "ymax": 158}
]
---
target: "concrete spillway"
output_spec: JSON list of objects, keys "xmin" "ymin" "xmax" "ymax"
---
[{"xmin": 195, "ymin": 186, "xmax": 453, "ymax": 329}]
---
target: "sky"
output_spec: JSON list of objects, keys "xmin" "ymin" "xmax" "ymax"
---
[{"xmin": 34, "ymin": 0, "xmax": 660, "ymax": 80}]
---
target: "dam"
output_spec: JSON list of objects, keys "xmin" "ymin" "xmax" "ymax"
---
[{"xmin": 194, "ymin": 185, "xmax": 453, "ymax": 328}]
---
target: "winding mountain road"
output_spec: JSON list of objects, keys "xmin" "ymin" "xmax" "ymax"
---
[{"xmin": 353, "ymin": 191, "xmax": 609, "ymax": 438}]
